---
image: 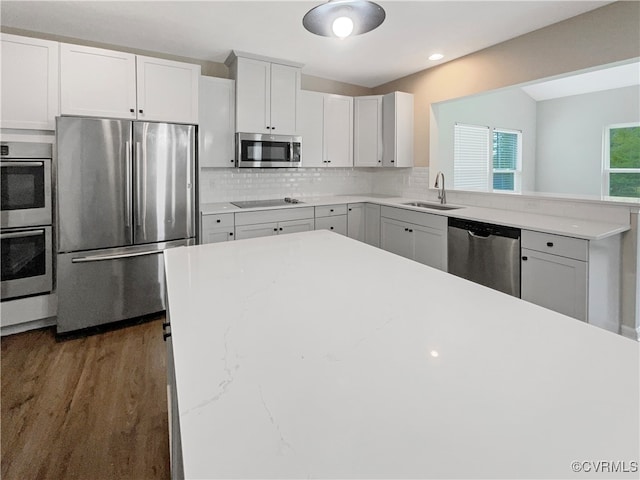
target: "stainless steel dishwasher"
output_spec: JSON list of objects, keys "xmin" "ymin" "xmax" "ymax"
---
[{"xmin": 447, "ymin": 218, "xmax": 521, "ymax": 297}]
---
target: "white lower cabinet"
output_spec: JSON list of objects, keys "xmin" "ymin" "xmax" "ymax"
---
[
  {"xmin": 364, "ymin": 203, "xmax": 381, "ymax": 247},
  {"xmin": 521, "ymin": 248, "xmax": 587, "ymax": 320},
  {"xmin": 347, "ymin": 204, "xmax": 365, "ymax": 241},
  {"xmin": 201, "ymin": 213, "xmax": 235, "ymax": 244},
  {"xmin": 315, "ymin": 204, "xmax": 348, "ymax": 236},
  {"xmin": 380, "ymin": 206, "xmax": 447, "ymax": 270},
  {"xmin": 520, "ymin": 230, "xmax": 621, "ymax": 333},
  {"xmin": 235, "ymin": 207, "xmax": 315, "ymax": 240}
]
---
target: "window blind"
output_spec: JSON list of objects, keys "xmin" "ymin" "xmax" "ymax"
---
[{"xmin": 454, "ymin": 123, "xmax": 490, "ymax": 191}]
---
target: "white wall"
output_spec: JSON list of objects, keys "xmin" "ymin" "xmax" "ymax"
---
[
  {"xmin": 431, "ymin": 88, "xmax": 537, "ymax": 192},
  {"xmin": 536, "ymin": 85, "xmax": 640, "ymax": 195}
]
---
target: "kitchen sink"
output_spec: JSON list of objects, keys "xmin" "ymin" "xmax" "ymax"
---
[{"xmin": 402, "ymin": 201, "xmax": 462, "ymax": 211}]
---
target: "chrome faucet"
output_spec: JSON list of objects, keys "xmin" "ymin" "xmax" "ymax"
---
[{"xmin": 434, "ymin": 171, "xmax": 446, "ymax": 204}]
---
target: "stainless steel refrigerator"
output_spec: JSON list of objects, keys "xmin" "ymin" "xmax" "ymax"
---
[{"xmin": 56, "ymin": 117, "xmax": 196, "ymax": 333}]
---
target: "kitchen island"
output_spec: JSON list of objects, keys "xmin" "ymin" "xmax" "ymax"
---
[{"xmin": 164, "ymin": 230, "xmax": 639, "ymax": 479}]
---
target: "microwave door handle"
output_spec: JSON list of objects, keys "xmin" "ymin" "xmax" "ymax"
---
[
  {"xmin": 1, "ymin": 230, "xmax": 44, "ymax": 239},
  {"xmin": 0, "ymin": 161, "xmax": 44, "ymax": 168},
  {"xmin": 289, "ymin": 142, "xmax": 293, "ymax": 162}
]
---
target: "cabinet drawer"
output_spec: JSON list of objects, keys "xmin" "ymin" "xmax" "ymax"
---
[
  {"xmin": 235, "ymin": 207, "xmax": 314, "ymax": 226},
  {"xmin": 202, "ymin": 213, "xmax": 234, "ymax": 229},
  {"xmin": 380, "ymin": 206, "xmax": 447, "ymax": 231},
  {"xmin": 315, "ymin": 215, "xmax": 347, "ymax": 235},
  {"xmin": 521, "ymin": 230, "xmax": 588, "ymax": 261},
  {"xmin": 315, "ymin": 204, "xmax": 348, "ymax": 217}
]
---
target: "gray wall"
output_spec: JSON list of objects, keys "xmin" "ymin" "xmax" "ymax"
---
[
  {"xmin": 536, "ymin": 85, "xmax": 640, "ymax": 196},
  {"xmin": 432, "ymin": 87, "xmax": 537, "ymax": 191}
]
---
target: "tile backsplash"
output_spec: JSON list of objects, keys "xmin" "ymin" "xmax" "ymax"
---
[
  {"xmin": 200, "ymin": 166, "xmax": 634, "ymax": 224},
  {"xmin": 199, "ymin": 167, "xmax": 375, "ymax": 203}
]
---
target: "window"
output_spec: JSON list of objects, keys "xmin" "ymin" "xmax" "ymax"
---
[
  {"xmin": 603, "ymin": 124, "xmax": 640, "ymax": 198},
  {"xmin": 454, "ymin": 123, "xmax": 522, "ymax": 192}
]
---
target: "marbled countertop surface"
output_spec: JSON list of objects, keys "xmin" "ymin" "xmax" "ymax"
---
[
  {"xmin": 164, "ymin": 231, "xmax": 639, "ymax": 479},
  {"xmin": 200, "ymin": 195, "xmax": 630, "ymax": 240}
]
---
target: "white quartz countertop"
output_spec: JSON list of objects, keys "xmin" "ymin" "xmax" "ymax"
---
[
  {"xmin": 200, "ymin": 195, "xmax": 630, "ymax": 240},
  {"xmin": 164, "ymin": 231, "xmax": 639, "ymax": 479}
]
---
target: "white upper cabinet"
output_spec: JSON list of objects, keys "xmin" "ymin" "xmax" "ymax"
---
[
  {"xmin": 60, "ymin": 43, "xmax": 200, "ymax": 124},
  {"xmin": 1, "ymin": 34, "xmax": 59, "ymax": 130},
  {"xmin": 228, "ymin": 53, "xmax": 301, "ymax": 135},
  {"xmin": 60, "ymin": 43, "xmax": 137, "ymax": 120},
  {"xmin": 382, "ymin": 91, "xmax": 414, "ymax": 167},
  {"xmin": 354, "ymin": 95, "xmax": 383, "ymax": 167},
  {"xmin": 298, "ymin": 91, "xmax": 353, "ymax": 167},
  {"xmin": 136, "ymin": 55, "xmax": 199, "ymax": 124},
  {"xmin": 324, "ymin": 94, "xmax": 353, "ymax": 167},
  {"xmin": 298, "ymin": 90, "xmax": 324, "ymax": 167},
  {"xmin": 198, "ymin": 76, "xmax": 235, "ymax": 168}
]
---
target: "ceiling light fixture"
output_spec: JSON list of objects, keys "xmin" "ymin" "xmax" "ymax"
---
[
  {"xmin": 303, "ymin": 0, "xmax": 386, "ymax": 39},
  {"xmin": 429, "ymin": 53, "xmax": 444, "ymax": 61}
]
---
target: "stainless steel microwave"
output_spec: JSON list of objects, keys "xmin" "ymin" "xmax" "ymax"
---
[{"xmin": 236, "ymin": 133, "xmax": 301, "ymax": 168}]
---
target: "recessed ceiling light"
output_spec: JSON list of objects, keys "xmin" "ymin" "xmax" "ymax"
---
[{"xmin": 429, "ymin": 53, "xmax": 444, "ymax": 61}]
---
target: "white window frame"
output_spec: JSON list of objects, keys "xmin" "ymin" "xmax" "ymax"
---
[
  {"xmin": 602, "ymin": 122, "xmax": 640, "ymax": 196},
  {"xmin": 454, "ymin": 123, "xmax": 522, "ymax": 193},
  {"xmin": 492, "ymin": 128, "xmax": 522, "ymax": 193}
]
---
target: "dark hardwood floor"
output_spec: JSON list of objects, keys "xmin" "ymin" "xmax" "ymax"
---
[{"xmin": 1, "ymin": 316, "xmax": 170, "ymax": 480}]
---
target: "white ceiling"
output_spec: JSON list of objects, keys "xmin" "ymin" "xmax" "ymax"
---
[{"xmin": 0, "ymin": 1, "xmax": 614, "ymax": 88}]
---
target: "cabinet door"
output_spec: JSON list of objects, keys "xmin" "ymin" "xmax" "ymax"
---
[
  {"xmin": 136, "ymin": 56, "xmax": 200, "ymax": 124},
  {"xmin": 323, "ymin": 94, "xmax": 353, "ymax": 167},
  {"xmin": 521, "ymin": 248, "xmax": 588, "ymax": 321},
  {"xmin": 201, "ymin": 229, "xmax": 233, "ymax": 244},
  {"xmin": 279, "ymin": 218, "xmax": 315, "ymax": 235},
  {"xmin": 298, "ymin": 91, "xmax": 325, "ymax": 167},
  {"xmin": 413, "ymin": 224, "xmax": 447, "ymax": 270},
  {"xmin": 382, "ymin": 92, "xmax": 414, "ymax": 167},
  {"xmin": 60, "ymin": 43, "xmax": 137, "ymax": 119},
  {"xmin": 235, "ymin": 57, "xmax": 270, "ymax": 134},
  {"xmin": 381, "ymin": 217, "xmax": 412, "ymax": 260},
  {"xmin": 354, "ymin": 96, "xmax": 382, "ymax": 167},
  {"xmin": 270, "ymin": 63, "xmax": 299, "ymax": 135},
  {"xmin": 235, "ymin": 222, "xmax": 278, "ymax": 240},
  {"xmin": 347, "ymin": 204, "xmax": 365, "ymax": 241},
  {"xmin": 364, "ymin": 204, "xmax": 381, "ymax": 247},
  {"xmin": 1, "ymin": 34, "xmax": 59, "ymax": 130},
  {"xmin": 315, "ymin": 215, "xmax": 347, "ymax": 236},
  {"xmin": 199, "ymin": 76, "xmax": 235, "ymax": 167}
]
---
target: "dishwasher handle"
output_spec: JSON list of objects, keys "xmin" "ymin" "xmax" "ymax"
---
[{"xmin": 468, "ymin": 230, "xmax": 491, "ymax": 239}]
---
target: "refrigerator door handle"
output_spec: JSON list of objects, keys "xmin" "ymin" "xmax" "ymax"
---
[
  {"xmin": 125, "ymin": 141, "xmax": 132, "ymax": 228},
  {"xmin": 135, "ymin": 141, "xmax": 144, "ymax": 231},
  {"xmin": 71, "ymin": 249, "xmax": 162, "ymax": 263}
]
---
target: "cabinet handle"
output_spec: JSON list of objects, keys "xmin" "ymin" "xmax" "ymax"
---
[
  {"xmin": 404, "ymin": 228, "xmax": 408, "ymax": 232},
  {"xmin": 330, "ymin": 209, "xmax": 334, "ymax": 212},
  {"xmin": 162, "ymin": 322, "xmax": 170, "ymax": 329},
  {"xmin": 163, "ymin": 332, "xmax": 171, "ymax": 341},
  {"xmin": 522, "ymin": 256, "xmax": 528, "ymax": 261},
  {"xmin": 348, "ymin": 208, "xmax": 352, "ymax": 211},
  {"xmin": 390, "ymin": 160, "xmax": 395, "ymax": 163},
  {"xmin": 408, "ymin": 229, "xmax": 413, "ymax": 233},
  {"xmin": 266, "ymin": 126, "xmax": 271, "ymax": 130},
  {"xmin": 230, "ymin": 159, "xmax": 234, "ymax": 163},
  {"xmin": 139, "ymin": 109, "xmax": 144, "ymax": 114},
  {"xmin": 546, "ymin": 242, "xmax": 554, "ymax": 247},
  {"xmin": 216, "ymin": 219, "xmax": 221, "ymax": 223},
  {"xmin": 130, "ymin": 108, "xmax": 135, "ymax": 113},
  {"xmin": 330, "ymin": 226, "xmax": 334, "ymax": 230},
  {"xmin": 229, "ymin": 232, "xmax": 233, "ymax": 236},
  {"xmin": 273, "ymin": 228, "xmax": 278, "ymax": 232},
  {"xmin": 279, "ymin": 227, "xmax": 283, "ymax": 231}
]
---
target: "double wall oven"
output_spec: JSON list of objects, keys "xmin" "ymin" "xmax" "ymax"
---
[{"xmin": 1, "ymin": 142, "xmax": 54, "ymax": 301}]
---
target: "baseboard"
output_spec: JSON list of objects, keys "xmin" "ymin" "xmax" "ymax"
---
[
  {"xmin": 1, "ymin": 317, "xmax": 56, "ymax": 336},
  {"xmin": 620, "ymin": 324, "xmax": 640, "ymax": 341}
]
